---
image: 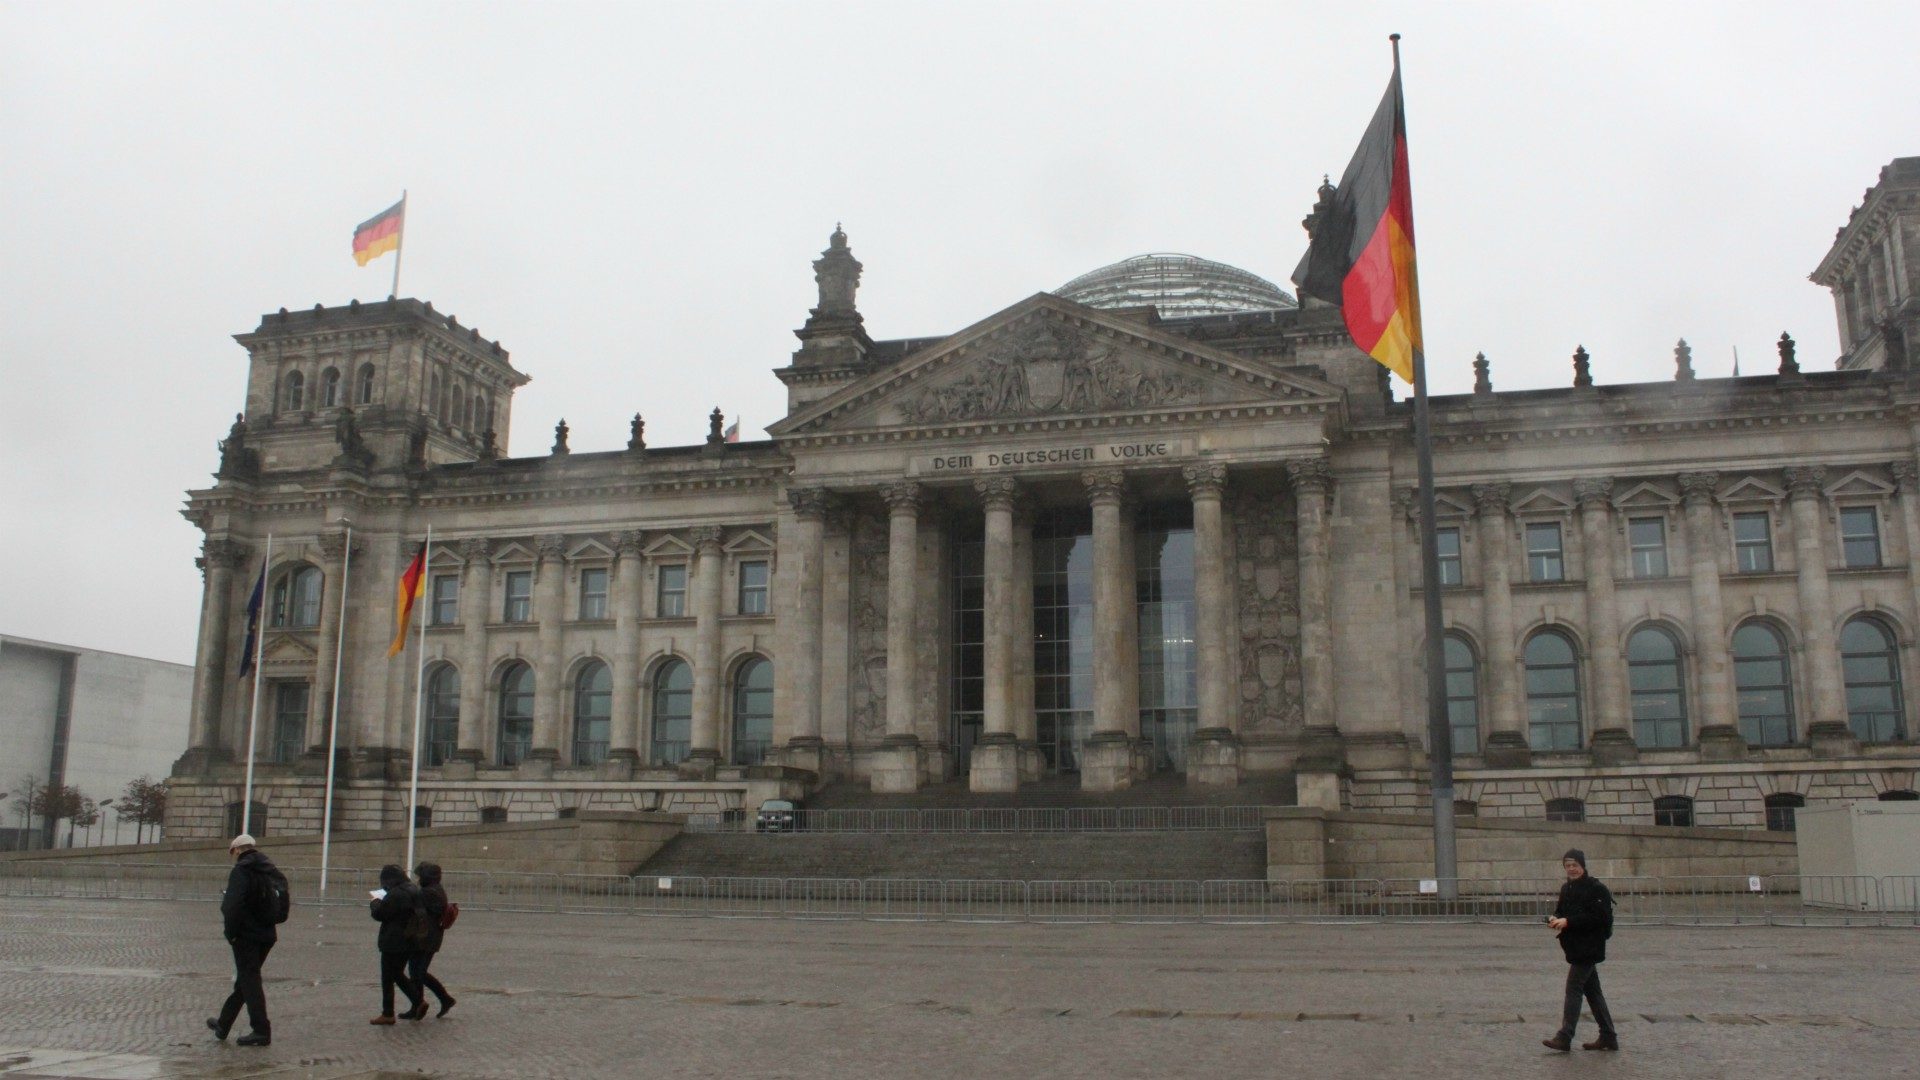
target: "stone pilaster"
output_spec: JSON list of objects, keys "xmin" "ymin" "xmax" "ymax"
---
[
  {"xmin": 783, "ymin": 489, "xmax": 831, "ymax": 775},
  {"xmin": 1474, "ymin": 483, "xmax": 1529, "ymax": 766},
  {"xmin": 684, "ymin": 525, "xmax": 726, "ymax": 778},
  {"xmin": 1184, "ymin": 462, "xmax": 1240, "ymax": 786},
  {"xmin": 451, "ymin": 536, "xmax": 491, "ymax": 775},
  {"xmin": 297, "ymin": 529, "xmax": 356, "ymax": 775},
  {"xmin": 873, "ymin": 482, "xmax": 924, "ymax": 792},
  {"xmin": 606, "ymin": 530, "xmax": 645, "ymax": 777},
  {"xmin": 1082, "ymin": 468, "xmax": 1137, "ymax": 792},
  {"xmin": 1895, "ymin": 462, "xmax": 1920, "ymax": 662},
  {"xmin": 971, "ymin": 477, "xmax": 1023, "ymax": 792},
  {"xmin": 179, "ymin": 537, "xmax": 247, "ymax": 773},
  {"xmin": 1011, "ymin": 502, "xmax": 1044, "ymax": 782},
  {"xmin": 1575, "ymin": 478, "xmax": 1635, "ymax": 763},
  {"xmin": 523, "ymin": 533, "xmax": 567, "ymax": 778},
  {"xmin": 1288, "ymin": 458, "xmax": 1342, "ymax": 771},
  {"xmin": 1785, "ymin": 466, "xmax": 1853, "ymax": 754},
  {"xmin": 1678, "ymin": 472, "xmax": 1742, "ymax": 758}
]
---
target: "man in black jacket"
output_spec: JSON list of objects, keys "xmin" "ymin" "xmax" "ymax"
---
[
  {"xmin": 368, "ymin": 864, "xmax": 427, "ymax": 1024},
  {"xmin": 206, "ymin": 834, "xmax": 276, "ymax": 1047},
  {"xmin": 1543, "ymin": 848, "xmax": 1619, "ymax": 1052}
]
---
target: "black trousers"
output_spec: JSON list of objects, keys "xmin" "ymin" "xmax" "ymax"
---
[
  {"xmin": 1558, "ymin": 961, "xmax": 1617, "ymax": 1040},
  {"xmin": 380, "ymin": 951, "xmax": 423, "ymax": 1016},
  {"xmin": 408, "ymin": 950, "xmax": 451, "ymax": 1005},
  {"xmin": 217, "ymin": 938, "xmax": 272, "ymax": 1035}
]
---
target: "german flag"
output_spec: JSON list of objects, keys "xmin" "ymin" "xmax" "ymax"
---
[
  {"xmin": 353, "ymin": 198, "xmax": 405, "ymax": 267},
  {"xmin": 387, "ymin": 541, "xmax": 427, "ymax": 656},
  {"xmin": 1292, "ymin": 59, "xmax": 1422, "ymax": 384}
]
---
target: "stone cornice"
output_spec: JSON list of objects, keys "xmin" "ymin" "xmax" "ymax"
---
[{"xmin": 776, "ymin": 401, "xmax": 1334, "ymax": 451}]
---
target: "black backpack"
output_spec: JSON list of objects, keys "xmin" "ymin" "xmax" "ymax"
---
[
  {"xmin": 252, "ymin": 865, "xmax": 292, "ymax": 925},
  {"xmin": 402, "ymin": 897, "xmax": 433, "ymax": 949}
]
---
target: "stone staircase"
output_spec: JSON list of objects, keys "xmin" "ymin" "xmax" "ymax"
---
[{"xmin": 635, "ymin": 829, "xmax": 1269, "ymax": 882}]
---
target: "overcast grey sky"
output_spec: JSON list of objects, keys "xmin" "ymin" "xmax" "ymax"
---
[{"xmin": 2, "ymin": 2, "xmax": 1914, "ymax": 665}]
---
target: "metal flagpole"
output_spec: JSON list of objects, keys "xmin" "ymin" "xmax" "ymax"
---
[
  {"xmin": 319, "ymin": 520, "xmax": 353, "ymax": 898},
  {"xmin": 390, "ymin": 190, "xmax": 408, "ymax": 300},
  {"xmin": 241, "ymin": 533, "xmax": 273, "ymax": 836},
  {"xmin": 404, "ymin": 524, "xmax": 430, "ymax": 872}
]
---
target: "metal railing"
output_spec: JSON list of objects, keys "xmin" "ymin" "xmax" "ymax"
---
[
  {"xmin": 2, "ymin": 862, "xmax": 1915, "ymax": 927},
  {"xmin": 683, "ymin": 805, "xmax": 1273, "ymax": 834}
]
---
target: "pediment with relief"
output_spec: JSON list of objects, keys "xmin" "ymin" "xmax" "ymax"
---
[{"xmin": 770, "ymin": 295, "xmax": 1340, "ymax": 436}]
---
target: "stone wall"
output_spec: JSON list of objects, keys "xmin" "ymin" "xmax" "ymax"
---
[{"xmin": 1266, "ymin": 807, "xmax": 1798, "ymax": 883}]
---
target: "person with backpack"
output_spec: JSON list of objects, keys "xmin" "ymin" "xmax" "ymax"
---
[
  {"xmin": 206, "ymin": 833, "xmax": 286, "ymax": 1047},
  {"xmin": 407, "ymin": 862, "xmax": 457, "ymax": 1017},
  {"xmin": 368, "ymin": 864, "xmax": 427, "ymax": 1025},
  {"xmin": 1542, "ymin": 848, "xmax": 1620, "ymax": 1053}
]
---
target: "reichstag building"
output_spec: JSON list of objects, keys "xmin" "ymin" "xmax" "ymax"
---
[{"xmin": 167, "ymin": 158, "xmax": 1920, "ymax": 839}]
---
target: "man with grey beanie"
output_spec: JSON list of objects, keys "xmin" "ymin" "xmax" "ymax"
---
[{"xmin": 1542, "ymin": 848, "xmax": 1618, "ymax": 1052}]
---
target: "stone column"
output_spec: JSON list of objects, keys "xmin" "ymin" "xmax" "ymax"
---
[
  {"xmin": 1289, "ymin": 459, "xmax": 1344, "ymax": 793},
  {"xmin": 684, "ymin": 525, "xmax": 726, "ymax": 778},
  {"xmin": 1575, "ymin": 478, "xmax": 1635, "ymax": 763},
  {"xmin": 1184, "ymin": 462, "xmax": 1240, "ymax": 786},
  {"xmin": 1082, "ymin": 467, "xmax": 1138, "ymax": 792},
  {"xmin": 1896, "ymin": 462, "xmax": 1920, "ymax": 648},
  {"xmin": 1011, "ymin": 503, "xmax": 1044, "ymax": 782},
  {"xmin": 1785, "ymin": 466, "xmax": 1853, "ymax": 754},
  {"xmin": 300, "ymin": 530, "xmax": 351, "ymax": 772},
  {"xmin": 1678, "ymin": 472, "xmax": 1741, "ymax": 757},
  {"xmin": 1474, "ymin": 483, "xmax": 1529, "ymax": 766},
  {"xmin": 970, "ymin": 477, "xmax": 1023, "ymax": 792},
  {"xmin": 524, "ymin": 533, "xmax": 567, "ymax": 777},
  {"xmin": 450, "ymin": 537, "xmax": 491, "ymax": 774},
  {"xmin": 784, "ymin": 489, "xmax": 831, "ymax": 775},
  {"xmin": 606, "ymin": 530, "xmax": 645, "ymax": 777},
  {"xmin": 181, "ymin": 538, "xmax": 247, "ymax": 771},
  {"xmin": 872, "ymin": 482, "xmax": 924, "ymax": 792}
]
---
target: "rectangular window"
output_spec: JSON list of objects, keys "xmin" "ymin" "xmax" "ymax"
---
[
  {"xmin": 271, "ymin": 682, "xmax": 308, "ymax": 765},
  {"xmin": 578, "ymin": 567, "xmax": 609, "ymax": 620},
  {"xmin": 737, "ymin": 560, "xmax": 769, "ymax": 615},
  {"xmin": 1435, "ymin": 527, "xmax": 1462, "ymax": 587},
  {"xmin": 503, "ymin": 570, "xmax": 532, "ymax": 623},
  {"xmin": 1840, "ymin": 507, "xmax": 1882, "ymax": 568},
  {"xmin": 430, "ymin": 574, "xmax": 459, "ymax": 626},
  {"xmin": 657, "ymin": 564, "xmax": 688, "ymax": 617},
  {"xmin": 1733, "ymin": 512, "xmax": 1773, "ymax": 572},
  {"xmin": 1628, "ymin": 518, "xmax": 1668, "ymax": 578},
  {"xmin": 1525, "ymin": 522, "xmax": 1564, "ymax": 582}
]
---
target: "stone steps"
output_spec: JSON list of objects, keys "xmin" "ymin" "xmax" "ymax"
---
[
  {"xmin": 800, "ymin": 773, "xmax": 1298, "ymax": 811},
  {"xmin": 635, "ymin": 830, "xmax": 1268, "ymax": 882}
]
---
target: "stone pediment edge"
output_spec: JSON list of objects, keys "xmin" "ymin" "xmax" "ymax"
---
[
  {"xmin": 1824, "ymin": 469, "xmax": 1896, "ymax": 497},
  {"xmin": 767, "ymin": 293, "xmax": 1342, "ymax": 438}
]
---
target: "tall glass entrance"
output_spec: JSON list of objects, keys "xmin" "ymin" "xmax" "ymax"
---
[
  {"xmin": 1032, "ymin": 509, "xmax": 1094, "ymax": 771},
  {"xmin": 1136, "ymin": 504, "xmax": 1197, "ymax": 770}
]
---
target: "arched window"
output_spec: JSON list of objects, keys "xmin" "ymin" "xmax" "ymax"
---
[
  {"xmin": 1442, "ymin": 634, "xmax": 1479, "ymax": 756},
  {"xmin": 468, "ymin": 390, "xmax": 482, "ymax": 431},
  {"xmin": 484, "ymin": 395, "xmax": 496, "ymax": 434},
  {"xmin": 731, "ymin": 656, "xmax": 773, "ymax": 765},
  {"xmin": 1765, "ymin": 792, "xmax": 1804, "ymax": 832},
  {"xmin": 356, "ymin": 363, "xmax": 376, "ymax": 404},
  {"xmin": 573, "ymin": 661, "xmax": 612, "ymax": 765},
  {"xmin": 320, "ymin": 367, "xmax": 340, "ymax": 408},
  {"xmin": 225, "ymin": 801, "xmax": 268, "ymax": 838},
  {"xmin": 1627, "ymin": 626, "xmax": 1688, "ymax": 748},
  {"xmin": 1841, "ymin": 617, "xmax": 1905, "ymax": 743},
  {"xmin": 1524, "ymin": 631, "xmax": 1582, "ymax": 751},
  {"xmin": 497, "ymin": 662, "xmax": 534, "ymax": 767},
  {"xmin": 425, "ymin": 665, "xmax": 460, "ymax": 767},
  {"xmin": 1653, "ymin": 794, "xmax": 1694, "ymax": 827},
  {"xmin": 284, "ymin": 370, "xmax": 305, "ymax": 411},
  {"xmin": 271, "ymin": 565, "xmax": 323, "ymax": 628},
  {"xmin": 650, "ymin": 659, "xmax": 693, "ymax": 765},
  {"xmin": 1545, "ymin": 797, "xmax": 1586, "ymax": 823},
  {"xmin": 448, "ymin": 386, "xmax": 464, "ymax": 428},
  {"xmin": 1733, "ymin": 622, "xmax": 1795, "ymax": 746}
]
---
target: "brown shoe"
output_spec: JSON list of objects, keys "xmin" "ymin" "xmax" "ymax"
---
[
  {"xmin": 1582, "ymin": 1035, "xmax": 1619, "ymax": 1051},
  {"xmin": 370, "ymin": 1015, "xmax": 396, "ymax": 1025},
  {"xmin": 1542, "ymin": 1034, "xmax": 1571, "ymax": 1052}
]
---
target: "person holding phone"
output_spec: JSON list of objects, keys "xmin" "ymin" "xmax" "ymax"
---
[{"xmin": 368, "ymin": 864, "xmax": 427, "ymax": 1025}]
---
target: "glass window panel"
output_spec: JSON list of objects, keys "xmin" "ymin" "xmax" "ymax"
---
[
  {"xmin": 425, "ymin": 665, "xmax": 460, "ymax": 766},
  {"xmin": 1436, "ymin": 528, "xmax": 1462, "ymax": 586},
  {"xmin": 651, "ymin": 659, "xmax": 693, "ymax": 765},
  {"xmin": 738, "ymin": 560, "xmax": 769, "ymax": 615},
  {"xmin": 1839, "ymin": 508, "xmax": 1881, "ymax": 568},
  {"xmin": 1526, "ymin": 523, "xmax": 1564, "ymax": 582},
  {"xmin": 1733, "ymin": 512, "xmax": 1774, "ymax": 572},
  {"xmin": 503, "ymin": 571, "xmax": 532, "ymax": 623},
  {"xmin": 1629, "ymin": 519, "xmax": 1668, "ymax": 578},
  {"xmin": 497, "ymin": 663, "xmax": 534, "ymax": 766},
  {"xmin": 431, "ymin": 575, "xmax": 459, "ymax": 626},
  {"xmin": 579, "ymin": 568, "xmax": 609, "ymax": 621},
  {"xmin": 656, "ymin": 565, "xmax": 688, "ymax": 617},
  {"xmin": 732, "ymin": 658, "xmax": 773, "ymax": 765}
]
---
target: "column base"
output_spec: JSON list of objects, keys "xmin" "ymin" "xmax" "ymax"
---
[
  {"xmin": 1808, "ymin": 721, "xmax": 1861, "ymax": 759},
  {"xmin": 599, "ymin": 751, "xmax": 638, "ymax": 781},
  {"xmin": 1079, "ymin": 731, "xmax": 1136, "ymax": 793},
  {"xmin": 968, "ymin": 733, "xmax": 1021, "ymax": 793},
  {"xmin": 439, "ymin": 754, "xmax": 479, "ymax": 781},
  {"xmin": 1018, "ymin": 742, "xmax": 1047, "ymax": 784},
  {"xmin": 678, "ymin": 749, "xmax": 721, "ymax": 781},
  {"xmin": 352, "ymin": 747, "xmax": 407, "ymax": 780},
  {"xmin": 1186, "ymin": 727, "xmax": 1242, "ymax": 788},
  {"xmin": 1588, "ymin": 728, "xmax": 1640, "ymax": 765},
  {"xmin": 1695, "ymin": 724, "xmax": 1747, "ymax": 762},
  {"xmin": 869, "ymin": 734, "xmax": 923, "ymax": 793},
  {"xmin": 781, "ymin": 737, "xmax": 826, "ymax": 778},
  {"xmin": 1295, "ymin": 767, "xmax": 1347, "ymax": 811},
  {"xmin": 518, "ymin": 749, "xmax": 559, "ymax": 781},
  {"xmin": 169, "ymin": 745, "xmax": 231, "ymax": 779},
  {"xmin": 1482, "ymin": 732, "xmax": 1532, "ymax": 769}
]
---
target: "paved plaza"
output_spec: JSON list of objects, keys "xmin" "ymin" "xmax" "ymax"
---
[{"xmin": 0, "ymin": 897, "xmax": 1913, "ymax": 1079}]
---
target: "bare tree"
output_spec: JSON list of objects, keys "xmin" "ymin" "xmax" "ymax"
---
[{"xmin": 120, "ymin": 775, "xmax": 169, "ymax": 845}]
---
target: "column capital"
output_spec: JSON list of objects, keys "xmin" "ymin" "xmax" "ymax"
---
[
  {"xmin": 1573, "ymin": 476, "xmax": 1615, "ymax": 508},
  {"xmin": 688, "ymin": 525, "xmax": 725, "ymax": 554},
  {"xmin": 1392, "ymin": 486, "xmax": 1419, "ymax": 522},
  {"xmin": 881, "ymin": 480, "xmax": 922, "ymax": 515},
  {"xmin": 1470, "ymin": 481, "xmax": 1511, "ymax": 516},
  {"xmin": 1893, "ymin": 460, "xmax": 1919, "ymax": 494},
  {"xmin": 536, "ymin": 533, "xmax": 568, "ymax": 562},
  {"xmin": 1182, "ymin": 462, "xmax": 1228, "ymax": 499},
  {"xmin": 458, "ymin": 536, "xmax": 492, "ymax": 563},
  {"xmin": 1783, "ymin": 465, "xmax": 1827, "ymax": 498},
  {"xmin": 1082, "ymin": 467, "xmax": 1127, "ymax": 506},
  {"xmin": 1285, "ymin": 457, "xmax": 1332, "ymax": 495},
  {"xmin": 1677, "ymin": 471, "xmax": 1720, "ymax": 504},
  {"xmin": 786, "ymin": 486, "xmax": 836, "ymax": 520},
  {"xmin": 614, "ymin": 529, "xmax": 646, "ymax": 556},
  {"xmin": 317, "ymin": 529, "xmax": 352, "ymax": 561},
  {"xmin": 973, "ymin": 476, "xmax": 1022, "ymax": 512},
  {"xmin": 202, "ymin": 537, "xmax": 250, "ymax": 570}
]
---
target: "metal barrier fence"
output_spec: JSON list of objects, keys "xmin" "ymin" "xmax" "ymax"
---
[
  {"xmin": 2, "ymin": 862, "xmax": 1916, "ymax": 926},
  {"xmin": 681, "ymin": 805, "xmax": 1272, "ymax": 834}
]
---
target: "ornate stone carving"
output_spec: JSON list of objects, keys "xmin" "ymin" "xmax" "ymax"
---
[
  {"xmin": 847, "ymin": 514, "xmax": 890, "ymax": 742},
  {"xmin": 881, "ymin": 481, "xmax": 922, "ymax": 515},
  {"xmin": 973, "ymin": 476, "xmax": 1021, "ymax": 511},
  {"xmin": 1182, "ymin": 463, "xmax": 1228, "ymax": 499},
  {"xmin": 688, "ymin": 526, "xmax": 725, "ymax": 553},
  {"xmin": 202, "ymin": 537, "xmax": 249, "ymax": 570},
  {"xmin": 1393, "ymin": 486, "xmax": 1419, "ymax": 523},
  {"xmin": 1572, "ymin": 345, "xmax": 1593, "ymax": 388},
  {"xmin": 813, "ymin": 224, "xmax": 862, "ymax": 320},
  {"xmin": 1783, "ymin": 464, "xmax": 1826, "ymax": 497},
  {"xmin": 1286, "ymin": 457, "xmax": 1332, "ymax": 496},
  {"xmin": 628, "ymin": 413, "xmax": 646, "ymax": 451},
  {"xmin": 1573, "ymin": 477, "xmax": 1615, "ymax": 507},
  {"xmin": 1471, "ymin": 482, "xmax": 1511, "ymax": 515},
  {"xmin": 1082, "ymin": 468, "xmax": 1126, "ymax": 505},
  {"xmin": 332, "ymin": 410, "xmax": 374, "ymax": 470},
  {"xmin": 459, "ymin": 537, "xmax": 492, "ymax": 563},
  {"xmin": 1674, "ymin": 338, "xmax": 1696, "ymax": 382},
  {"xmin": 1777, "ymin": 331, "xmax": 1800, "ymax": 375},
  {"xmin": 1892, "ymin": 460, "xmax": 1919, "ymax": 493},
  {"xmin": 614, "ymin": 530, "xmax": 645, "ymax": 556},
  {"xmin": 786, "ymin": 486, "xmax": 834, "ymax": 519},
  {"xmin": 318, "ymin": 530, "xmax": 353, "ymax": 560},
  {"xmin": 1472, "ymin": 352, "xmax": 1492, "ymax": 395},
  {"xmin": 216, "ymin": 413, "xmax": 260, "ymax": 480},
  {"xmin": 899, "ymin": 320, "xmax": 1206, "ymax": 423},
  {"xmin": 1677, "ymin": 472, "xmax": 1720, "ymax": 503},
  {"xmin": 478, "ymin": 428, "xmax": 499, "ymax": 461},
  {"xmin": 706, "ymin": 407, "xmax": 726, "ymax": 446},
  {"xmin": 551, "ymin": 419, "xmax": 570, "ymax": 455},
  {"xmin": 536, "ymin": 534, "xmax": 567, "ymax": 562},
  {"xmin": 1233, "ymin": 480, "xmax": 1302, "ymax": 733}
]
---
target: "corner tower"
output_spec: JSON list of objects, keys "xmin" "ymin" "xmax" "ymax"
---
[{"xmin": 1812, "ymin": 156, "xmax": 1920, "ymax": 372}]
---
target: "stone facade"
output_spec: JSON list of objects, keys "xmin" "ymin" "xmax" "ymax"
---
[{"xmin": 168, "ymin": 159, "xmax": 1920, "ymax": 843}]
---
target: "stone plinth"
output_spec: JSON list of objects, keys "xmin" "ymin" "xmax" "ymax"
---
[
  {"xmin": 870, "ymin": 734, "xmax": 923, "ymax": 793},
  {"xmin": 1186, "ymin": 727, "xmax": 1241, "ymax": 788},
  {"xmin": 1295, "ymin": 769, "xmax": 1345, "ymax": 811},
  {"xmin": 1482, "ymin": 732, "xmax": 1531, "ymax": 769},
  {"xmin": 1588, "ymin": 729, "xmax": 1639, "ymax": 766},
  {"xmin": 782, "ymin": 736, "xmax": 827, "ymax": 778},
  {"xmin": 1808, "ymin": 721, "xmax": 1861, "ymax": 759},
  {"xmin": 1079, "ymin": 731, "xmax": 1135, "ymax": 792},
  {"xmin": 1694, "ymin": 724, "xmax": 1747, "ymax": 762},
  {"xmin": 679, "ymin": 749, "xmax": 721, "ymax": 781},
  {"xmin": 967, "ymin": 734, "xmax": 1021, "ymax": 793}
]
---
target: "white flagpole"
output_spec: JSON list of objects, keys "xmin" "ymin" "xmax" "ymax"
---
[
  {"xmin": 319, "ymin": 521, "xmax": 352, "ymax": 898},
  {"xmin": 404, "ymin": 524, "xmax": 430, "ymax": 872},
  {"xmin": 241, "ymin": 533, "xmax": 273, "ymax": 836},
  {"xmin": 390, "ymin": 190, "xmax": 408, "ymax": 300}
]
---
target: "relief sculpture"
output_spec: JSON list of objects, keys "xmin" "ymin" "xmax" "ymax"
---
[
  {"xmin": 1234, "ymin": 484, "xmax": 1302, "ymax": 732},
  {"xmin": 900, "ymin": 319, "xmax": 1206, "ymax": 423},
  {"xmin": 847, "ymin": 514, "xmax": 891, "ymax": 742}
]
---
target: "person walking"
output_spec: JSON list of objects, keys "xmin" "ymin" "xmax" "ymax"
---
[
  {"xmin": 408, "ymin": 862, "xmax": 456, "ymax": 1017},
  {"xmin": 368, "ymin": 864, "xmax": 426, "ymax": 1024},
  {"xmin": 206, "ymin": 834, "xmax": 285, "ymax": 1047},
  {"xmin": 1542, "ymin": 848, "xmax": 1619, "ymax": 1052}
]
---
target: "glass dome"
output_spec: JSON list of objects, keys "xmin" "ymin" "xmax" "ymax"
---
[{"xmin": 1055, "ymin": 253, "xmax": 1297, "ymax": 318}]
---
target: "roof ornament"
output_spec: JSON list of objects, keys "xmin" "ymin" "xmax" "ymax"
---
[
  {"xmin": 1572, "ymin": 345, "xmax": 1593, "ymax": 388},
  {"xmin": 1777, "ymin": 331, "xmax": 1800, "ymax": 375},
  {"xmin": 1472, "ymin": 352, "xmax": 1492, "ymax": 396},
  {"xmin": 1674, "ymin": 338, "xmax": 1695, "ymax": 382},
  {"xmin": 628, "ymin": 413, "xmax": 646, "ymax": 452},
  {"xmin": 551, "ymin": 418, "xmax": 570, "ymax": 456},
  {"xmin": 813, "ymin": 224, "xmax": 861, "ymax": 319}
]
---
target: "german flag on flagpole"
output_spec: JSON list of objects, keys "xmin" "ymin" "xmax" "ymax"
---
[
  {"xmin": 1291, "ymin": 42, "xmax": 1422, "ymax": 384},
  {"xmin": 387, "ymin": 540, "xmax": 427, "ymax": 656},
  {"xmin": 353, "ymin": 197, "xmax": 405, "ymax": 267}
]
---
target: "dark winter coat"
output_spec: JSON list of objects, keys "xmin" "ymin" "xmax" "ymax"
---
[
  {"xmin": 1553, "ymin": 874, "xmax": 1615, "ymax": 965},
  {"xmin": 414, "ymin": 862, "xmax": 448, "ymax": 955},
  {"xmin": 369, "ymin": 864, "xmax": 422, "ymax": 954},
  {"xmin": 221, "ymin": 849, "xmax": 280, "ymax": 946}
]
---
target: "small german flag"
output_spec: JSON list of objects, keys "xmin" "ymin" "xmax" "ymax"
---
[
  {"xmin": 388, "ymin": 540, "xmax": 427, "ymax": 656},
  {"xmin": 353, "ymin": 198, "xmax": 405, "ymax": 267},
  {"xmin": 1292, "ymin": 59, "xmax": 1422, "ymax": 384}
]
